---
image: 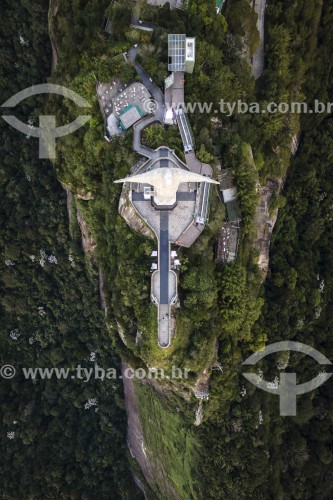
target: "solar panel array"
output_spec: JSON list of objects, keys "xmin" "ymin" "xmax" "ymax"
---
[{"xmin": 168, "ymin": 34, "xmax": 186, "ymax": 71}]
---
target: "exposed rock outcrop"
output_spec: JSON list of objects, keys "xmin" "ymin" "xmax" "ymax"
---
[
  {"xmin": 49, "ymin": 0, "xmax": 59, "ymax": 70},
  {"xmin": 99, "ymin": 268, "xmax": 107, "ymax": 313},
  {"xmin": 122, "ymin": 363, "xmax": 155, "ymax": 487},
  {"xmin": 76, "ymin": 208, "xmax": 97, "ymax": 263},
  {"xmin": 75, "ymin": 189, "xmax": 94, "ymax": 201},
  {"xmin": 252, "ymin": 133, "xmax": 300, "ymax": 280},
  {"xmin": 291, "ymin": 133, "xmax": 301, "ymax": 157},
  {"xmin": 119, "ymin": 185, "xmax": 154, "ymax": 240},
  {"xmin": 253, "ymin": 178, "xmax": 281, "ymax": 279},
  {"xmin": 252, "ymin": 0, "xmax": 267, "ymax": 79},
  {"xmin": 117, "ymin": 322, "xmax": 129, "ymax": 347},
  {"xmin": 194, "ymin": 400, "xmax": 204, "ymax": 426},
  {"xmin": 66, "ymin": 189, "xmax": 73, "ymax": 226}
]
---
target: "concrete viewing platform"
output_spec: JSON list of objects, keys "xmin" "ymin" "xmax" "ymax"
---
[
  {"xmin": 116, "ymin": 148, "xmax": 218, "ymax": 347},
  {"xmin": 151, "ymin": 270, "xmax": 177, "ymax": 305}
]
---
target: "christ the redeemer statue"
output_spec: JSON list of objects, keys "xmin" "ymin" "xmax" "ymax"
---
[{"xmin": 114, "ymin": 167, "xmax": 219, "ymax": 207}]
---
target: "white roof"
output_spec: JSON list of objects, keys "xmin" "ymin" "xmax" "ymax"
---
[
  {"xmin": 164, "ymin": 107, "xmax": 174, "ymax": 125},
  {"xmin": 186, "ymin": 38, "xmax": 195, "ymax": 60},
  {"xmin": 222, "ymin": 187, "xmax": 237, "ymax": 203}
]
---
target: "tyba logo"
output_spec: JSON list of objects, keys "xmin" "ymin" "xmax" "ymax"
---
[
  {"xmin": 242, "ymin": 341, "xmax": 332, "ymax": 416},
  {"xmin": 1, "ymin": 84, "xmax": 91, "ymax": 159}
]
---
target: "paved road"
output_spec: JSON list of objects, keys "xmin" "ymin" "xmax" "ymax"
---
[
  {"xmin": 252, "ymin": 0, "xmax": 266, "ymax": 79},
  {"xmin": 128, "ymin": 45, "xmax": 165, "ymax": 158},
  {"xmin": 131, "ymin": 21, "xmax": 156, "ymax": 31},
  {"xmin": 159, "ymin": 211, "xmax": 169, "ymax": 305},
  {"xmin": 128, "ymin": 46, "xmax": 164, "ymax": 105}
]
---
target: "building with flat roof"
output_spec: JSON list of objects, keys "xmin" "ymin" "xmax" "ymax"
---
[
  {"xmin": 185, "ymin": 37, "xmax": 195, "ymax": 73},
  {"xmin": 168, "ymin": 34, "xmax": 196, "ymax": 73}
]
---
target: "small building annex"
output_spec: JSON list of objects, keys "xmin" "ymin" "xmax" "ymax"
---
[{"xmin": 168, "ymin": 34, "xmax": 196, "ymax": 74}]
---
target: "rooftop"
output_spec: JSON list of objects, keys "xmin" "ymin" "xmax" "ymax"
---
[
  {"xmin": 168, "ymin": 34, "xmax": 195, "ymax": 73},
  {"xmin": 168, "ymin": 34, "xmax": 186, "ymax": 72},
  {"xmin": 225, "ymin": 199, "xmax": 241, "ymax": 222},
  {"xmin": 186, "ymin": 38, "xmax": 195, "ymax": 60}
]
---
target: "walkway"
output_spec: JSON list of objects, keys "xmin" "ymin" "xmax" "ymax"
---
[
  {"xmin": 165, "ymin": 71, "xmax": 185, "ymax": 111},
  {"xmin": 159, "ymin": 212, "xmax": 169, "ymax": 305}
]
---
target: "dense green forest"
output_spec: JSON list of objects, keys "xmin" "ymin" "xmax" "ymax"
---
[
  {"xmin": 48, "ymin": 0, "xmax": 265, "ymax": 376},
  {"xmin": 46, "ymin": 0, "xmax": 333, "ymax": 497},
  {"xmin": 0, "ymin": 1, "xmax": 139, "ymax": 498},
  {"xmin": 197, "ymin": 0, "xmax": 333, "ymax": 498},
  {"xmin": 1, "ymin": 0, "xmax": 333, "ymax": 499},
  {"xmin": 198, "ymin": 123, "xmax": 333, "ymax": 499}
]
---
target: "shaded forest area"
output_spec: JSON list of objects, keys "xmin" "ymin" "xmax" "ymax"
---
[
  {"xmin": 0, "ymin": 1, "xmax": 139, "ymax": 498},
  {"xmin": 1, "ymin": 0, "xmax": 333, "ymax": 499},
  {"xmin": 198, "ymin": 0, "xmax": 333, "ymax": 498}
]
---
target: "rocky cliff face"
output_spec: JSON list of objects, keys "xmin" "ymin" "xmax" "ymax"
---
[
  {"xmin": 253, "ymin": 178, "xmax": 281, "ymax": 279},
  {"xmin": 119, "ymin": 185, "xmax": 155, "ymax": 240},
  {"xmin": 253, "ymin": 135, "xmax": 300, "ymax": 280},
  {"xmin": 122, "ymin": 363, "xmax": 154, "ymax": 491},
  {"xmin": 76, "ymin": 208, "xmax": 98, "ymax": 264}
]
